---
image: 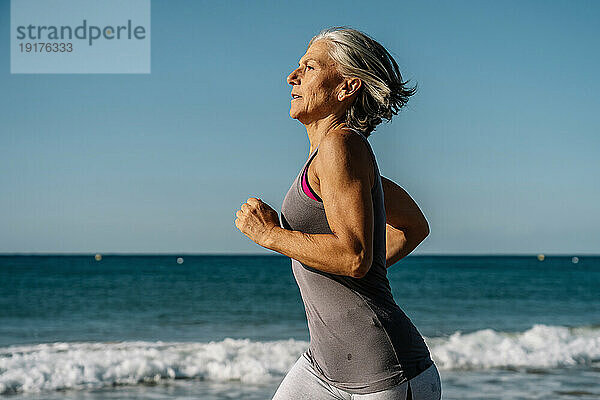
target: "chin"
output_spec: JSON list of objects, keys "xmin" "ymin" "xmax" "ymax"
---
[{"xmin": 289, "ymin": 108, "xmax": 302, "ymax": 121}]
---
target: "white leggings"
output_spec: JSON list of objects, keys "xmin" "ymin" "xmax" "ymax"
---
[{"xmin": 272, "ymin": 352, "xmax": 442, "ymax": 400}]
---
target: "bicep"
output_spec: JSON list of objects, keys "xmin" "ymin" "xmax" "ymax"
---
[{"xmin": 318, "ymin": 136, "xmax": 374, "ymax": 257}]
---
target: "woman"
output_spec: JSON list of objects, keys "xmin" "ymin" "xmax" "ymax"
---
[{"xmin": 234, "ymin": 27, "xmax": 441, "ymax": 400}]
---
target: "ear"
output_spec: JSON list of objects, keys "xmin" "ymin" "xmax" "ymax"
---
[{"xmin": 338, "ymin": 78, "xmax": 362, "ymax": 101}]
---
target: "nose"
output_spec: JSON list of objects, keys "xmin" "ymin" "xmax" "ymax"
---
[{"xmin": 287, "ymin": 67, "xmax": 300, "ymax": 85}]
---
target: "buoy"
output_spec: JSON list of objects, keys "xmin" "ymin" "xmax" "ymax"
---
[
  {"xmin": 176, "ymin": 257, "xmax": 184, "ymax": 264},
  {"xmin": 572, "ymin": 256, "xmax": 579, "ymax": 264},
  {"xmin": 537, "ymin": 254, "xmax": 545, "ymax": 261},
  {"xmin": 94, "ymin": 254, "xmax": 102, "ymax": 261}
]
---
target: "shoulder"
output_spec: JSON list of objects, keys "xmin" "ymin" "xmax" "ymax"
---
[
  {"xmin": 316, "ymin": 130, "xmax": 374, "ymax": 182},
  {"xmin": 318, "ymin": 130, "xmax": 370, "ymax": 164}
]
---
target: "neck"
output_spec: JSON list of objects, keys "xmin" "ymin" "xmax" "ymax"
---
[{"xmin": 304, "ymin": 114, "xmax": 348, "ymax": 154}]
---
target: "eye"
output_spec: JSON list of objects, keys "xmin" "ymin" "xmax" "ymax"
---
[{"xmin": 306, "ymin": 65, "xmax": 314, "ymax": 71}]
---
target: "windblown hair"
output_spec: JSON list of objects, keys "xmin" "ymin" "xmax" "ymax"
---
[{"xmin": 309, "ymin": 27, "xmax": 416, "ymax": 136}]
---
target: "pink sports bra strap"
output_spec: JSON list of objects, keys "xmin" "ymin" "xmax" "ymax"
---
[{"xmin": 302, "ymin": 155, "xmax": 322, "ymax": 202}]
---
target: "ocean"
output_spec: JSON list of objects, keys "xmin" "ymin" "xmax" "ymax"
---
[{"xmin": 0, "ymin": 255, "xmax": 598, "ymax": 399}]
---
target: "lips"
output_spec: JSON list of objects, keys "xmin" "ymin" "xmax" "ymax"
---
[{"xmin": 291, "ymin": 93, "xmax": 302, "ymax": 100}]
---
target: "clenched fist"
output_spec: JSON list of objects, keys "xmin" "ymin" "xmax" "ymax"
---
[{"xmin": 235, "ymin": 197, "xmax": 280, "ymax": 248}]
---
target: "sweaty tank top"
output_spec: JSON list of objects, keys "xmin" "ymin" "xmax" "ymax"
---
[{"xmin": 280, "ymin": 131, "xmax": 433, "ymax": 395}]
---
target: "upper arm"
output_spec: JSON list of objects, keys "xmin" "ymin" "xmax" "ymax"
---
[
  {"xmin": 316, "ymin": 132, "xmax": 374, "ymax": 277},
  {"xmin": 381, "ymin": 176, "xmax": 429, "ymax": 236}
]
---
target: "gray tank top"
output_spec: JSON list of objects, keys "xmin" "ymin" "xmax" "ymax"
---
[{"xmin": 280, "ymin": 132, "xmax": 433, "ymax": 394}]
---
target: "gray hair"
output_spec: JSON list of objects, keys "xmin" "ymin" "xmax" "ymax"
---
[{"xmin": 309, "ymin": 27, "xmax": 416, "ymax": 136}]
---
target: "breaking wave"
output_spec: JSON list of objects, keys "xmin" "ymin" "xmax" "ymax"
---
[{"xmin": 1, "ymin": 324, "xmax": 599, "ymax": 394}]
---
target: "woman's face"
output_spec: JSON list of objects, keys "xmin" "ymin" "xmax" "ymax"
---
[{"xmin": 287, "ymin": 40, "xmax": 346, "ymax": 124}]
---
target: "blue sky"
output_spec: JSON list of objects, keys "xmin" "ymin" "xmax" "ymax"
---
[{"xmin": 1, "ymin": 0, "xmax": 599, "ymax": 254}]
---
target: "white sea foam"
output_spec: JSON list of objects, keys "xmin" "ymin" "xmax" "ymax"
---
[
  {"xmin": 1, "ymin": 324, "xmax": 599, "ymax": 394},
  {"xmin": 0, "ymin": 338, "xmax": 307, "ymax": 394},
  {"xmin": 429, "ymin": 324, "xmax": 600, "ymax": 370}
]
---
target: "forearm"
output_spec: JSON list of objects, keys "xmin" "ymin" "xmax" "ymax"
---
[
  {"xmin": 265, "ymin": 226, "xmax": 367, "ymax": 278},
  {"xmin": 385, "ymin": 224, "xmax": 427, "ymax": 268}
]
